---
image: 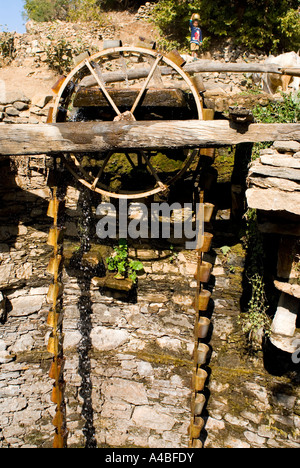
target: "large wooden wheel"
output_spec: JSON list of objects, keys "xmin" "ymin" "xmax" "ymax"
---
[{"xmin": 51, "ymin": 46, "xmax": 204, "ymax": 199}]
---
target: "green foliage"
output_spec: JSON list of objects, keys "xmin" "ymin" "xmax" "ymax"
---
[
  {"xmin": 23, "ymin": 0, "xmax": 70, "ymax": 22},
  {"xmin": 106, "ymin": 239, "xmax": 144, "ymax": 283},
  {"xmin": 67, "ymin": 0, "xmax": 104, "ymax": 23},
  {"xmin": 44, "ymin": 35, "xmax": 91, "ymax": 73},
  {"xmin": 253, "ymin": 93, "xmax": 300, "ymax": 124},
  {"xmin": 280, "ymin": 9, "xmax": 300, "ymax": 51},
  {"xmin": 252, "ymin": 93, "xmax": 300, "ymax": 159},
  {"xmin": 0, "ymin": 30, "xmax": 15, "ymax": 60},
  {"xmin": 239, "ymin": 209, "xmax": 271, "ymax": 348},
  {"xmin": 153, "ymin": 0, "xmax": 300, "ymax": 52},
  {"xmin": 220, "ymin": 245, "xmax": 231, "ymax": 256},
  {"xmin": 238, "ymin": 274, "xmax": 271, "ymax": 345}
]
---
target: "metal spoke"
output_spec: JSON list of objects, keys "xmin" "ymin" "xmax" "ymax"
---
[
  {"xmin": 85, "ymin": 59, "xmax": 121, "ymax": 116},
  {"xmin": 130, "ymin": 54, "xmax": 163, "ymax": 115}
]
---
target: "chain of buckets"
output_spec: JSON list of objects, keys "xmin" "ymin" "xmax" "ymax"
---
[
  {"xmin": 188, "ymin": 196, "xmax": 214, "ymax": 449},
  {"xmin": 46, "ymin": 182, "xmax": 68, "ymax": 449},
  {"xmin": 44, "ymin": 182, "xmax": 215, "ymax": 449}
]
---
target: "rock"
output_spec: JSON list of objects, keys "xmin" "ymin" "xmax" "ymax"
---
[
  {"xmin": 273, "ymin": 141, "xmax": 300, "ymax": 154},
  {"xmin": 10, "ymin": 294, "xmax": 43, "ymax": 317},
  {"xmin": 260, "ymin": 154, "xmax": 300, "ymax": 169},
  {"xmin": 5, "ymin": 106, "xmax": 20, "ymax": 117},
  {"xmin": 274, "ymin": 280, "xmax": 300, "ymax": 299},
  {"xmin": 90, "ymin": 326, "xmax": 129, "ymax": 351},
  {"xmin": 13, "ymin": 101, "xmax": 29, "ymax": 111},
  {"xmin": 132, "ymin": 406, "xmax": 175, "ymax": 432},
  {"xmin": 103, "ymin": 378, "xmax": 148, "ymax": 405},
  {"xmin": 244, "ymin": 431, "xmax": 266, "ymax": 446},
  {"xmin": 92, "ymin": 275, "xmax": 134, "ymax": 293},
  {"xmin": 0, "ymin": 90, "xmax": 30, "ymax": 105},
  {"xmin": 0, "ymin": 351, "xmax": 15, "ymax": 364},
  {"xmin": 11, "ymin": 335, "xmax": 34, "ymax": 353},
  {"xmin": 63, "ymin": 330, "xmax": 81, "ymax": 349},
  {"xmin": 246, "ymin": 187, "xmax": 300, "ymax": 216},
  {"xmin": 31, "ymin": 93, "xmax": 53, "ymax": 108},
  {"xmin": 271, "ymin": 293, "xmax": 299, "ymax": 337}
]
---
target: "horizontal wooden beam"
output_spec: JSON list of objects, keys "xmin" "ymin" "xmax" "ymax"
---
[
  {"xmin": 0, "ymin": 121, "xmax": 299, "ymax": 155},
  {"xmin": 80, "ymin": 61, "xmax": 300, "ymax": 87}
]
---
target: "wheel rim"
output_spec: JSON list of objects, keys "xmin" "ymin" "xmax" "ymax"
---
[{"xmin": 52, "ymin": 47, "xmax": 203, "ymax": 199}]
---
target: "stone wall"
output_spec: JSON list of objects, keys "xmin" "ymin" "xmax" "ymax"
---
[{"xmin": 0, "ymin": 151, "xmax": 299, "ymax": 448}]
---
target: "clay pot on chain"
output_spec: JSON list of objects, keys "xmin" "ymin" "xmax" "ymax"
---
[
  {"xmin": 193, "ymin": 368, "xmax": 208, "ymax": 392},
  {"xmin": 190, "ymin": 417, "xmax": 204, "ymax": 439},
  {"xmin": 204, "ymin": 203, "xmax": 215, "ymax": 222},
  {"xmin": 196, "ymin": 290, "xmax": 212, "ymax": 311},
  {"xmin": 201, "ymin": 232, "xmax": 214, "ymax": 253},
  {"xmin": 197, "ymin": 343, "xmax": 210, "ymax": 366},
  {"xmin": 194, "ymin": 393, "xmax": 206, "ymax": 416},
  {"xmin": 197, "ymin": 317, "xmax": 211, "ymax": 339},
  {"xmin": 47, "ymin": 255, "xmax": 63, "ymax": 276},
  {"xmin": 194, "ymin": 261, "xmax": 213, "ymax": 283},
  {"xmin": 47, "ymin": 282, "xmax": 64, "ymax": 304},
  {"xmin": 165, "ymin": 49, "xmax": 186, "ymax": 67},
  {"xmin": 47, "ymin": 198, "xmax": 60, "ymax": 219},
  {"xmin": 48, "ymin": 227, "xmax": 64, "ymax": 247},
  {"xmin": 191, "ymin": 439, "xmax": 203, "ymax": 448}
]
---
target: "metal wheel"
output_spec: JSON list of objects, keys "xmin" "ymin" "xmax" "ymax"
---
[{"xmin": 51, "ymin": 46, "xmax": 204, "ymax": 199}]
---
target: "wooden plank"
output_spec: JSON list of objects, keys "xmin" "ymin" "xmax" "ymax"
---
[
  {"xmin": 0, "ymin": 121, "xmax": 299, "ymax": 156},
  {"xmin": 73, "ymin": 87, "xmax": 187, "ymax": 108}
]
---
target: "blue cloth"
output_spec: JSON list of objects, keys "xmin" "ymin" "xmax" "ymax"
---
[{"xmin": 190, "ymin": 19, "xmax": 202, "ymax": 44}]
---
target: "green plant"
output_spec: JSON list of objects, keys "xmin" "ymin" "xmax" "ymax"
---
[
  {"xmin": 169, "ymin": 244, "xmax": 179, "ymax": 264},
  {"xmin": 23, "ymin": 0, "xmax": 70, "ymax": 22},
  {"xmin": 0, "ymin": 29, "xmax": 15, "ymax": 60},
  {"xmin": 44, "ymin": 35, "xmax": 98, "ymax": 74},
  {"xmin": 153, "ymin": 0, "xmax": 300, "ymax": 53},
  {"xmin": 252, "ymin": 92, "xmax": 300, "ymax": 160},
  {"xmin": 239, "ymin": 209, "xmax": 271, "ymax": 349},
  {"xmin": 220, "ymin": 245, "xmax": 231, "ymax": 256},
  {"xmin": 106, "ymin": 239, "xmax": 144, "ymax": 283},
  {"xmin": 67, "ymin": 0, "xmax": 104, "ymax": 23},
  {"xmin": 238, "ymin": 274, "xmax": 271, "ymax": 344}
]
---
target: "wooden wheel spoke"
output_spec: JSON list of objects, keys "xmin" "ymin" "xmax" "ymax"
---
[
  {"xmin": 85, "ymin": 59, "xmax": 121, "ymax": 116},
  {"xmin": 124, "ymin": 152, "xmax": 137, "ymax": 170},
  {"xmin": 130, "ymin": 54, "xmax": 163, "ymax": 115},
  {"xmin": 141, "ymin": 151, "xmax": 167, "ymax": 191},
  {"xmin": 90, "ymin": 152, "xmax": 112, "ymax": 190}
]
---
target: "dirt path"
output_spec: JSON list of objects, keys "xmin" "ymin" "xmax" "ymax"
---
[{"xmin": 0, "ymin": 65, "xmax": 58, "ymax": 100}]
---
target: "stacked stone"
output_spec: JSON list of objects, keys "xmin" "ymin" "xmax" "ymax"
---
[
  {"xmin": 0, "ymin": 91, "xmax": 53, "ymax": 124},
  {"xmin": 135, "ymin": 2, "xmax": 157, "ymax": 21}
]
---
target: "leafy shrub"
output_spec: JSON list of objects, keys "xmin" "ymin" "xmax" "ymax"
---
[
  {"xmin": 153, "ymin": 0, "xmax": 300, "ymax": 53},
  {"xmin": 67, "ymin": 0, "xmax": 104, "ymax": 23},
  {"xmin": 0, "ymin": 30, "xmax": 15, "ymax": 60},
  {"xmin": 44, "ymin": 35, "xmax": 98, "ymax": 74},
  {"xmin": 23, "ymin": 0, "xmax": 70, "ymax": 22},
  {"xmin": 106, "ymin": 239, "xmax": 144, "ymax": 283}
]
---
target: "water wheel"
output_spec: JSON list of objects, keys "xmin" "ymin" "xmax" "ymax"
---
[{"xmin": 49, "ymin": 46, "xmax": 204, "ymax": 199}]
